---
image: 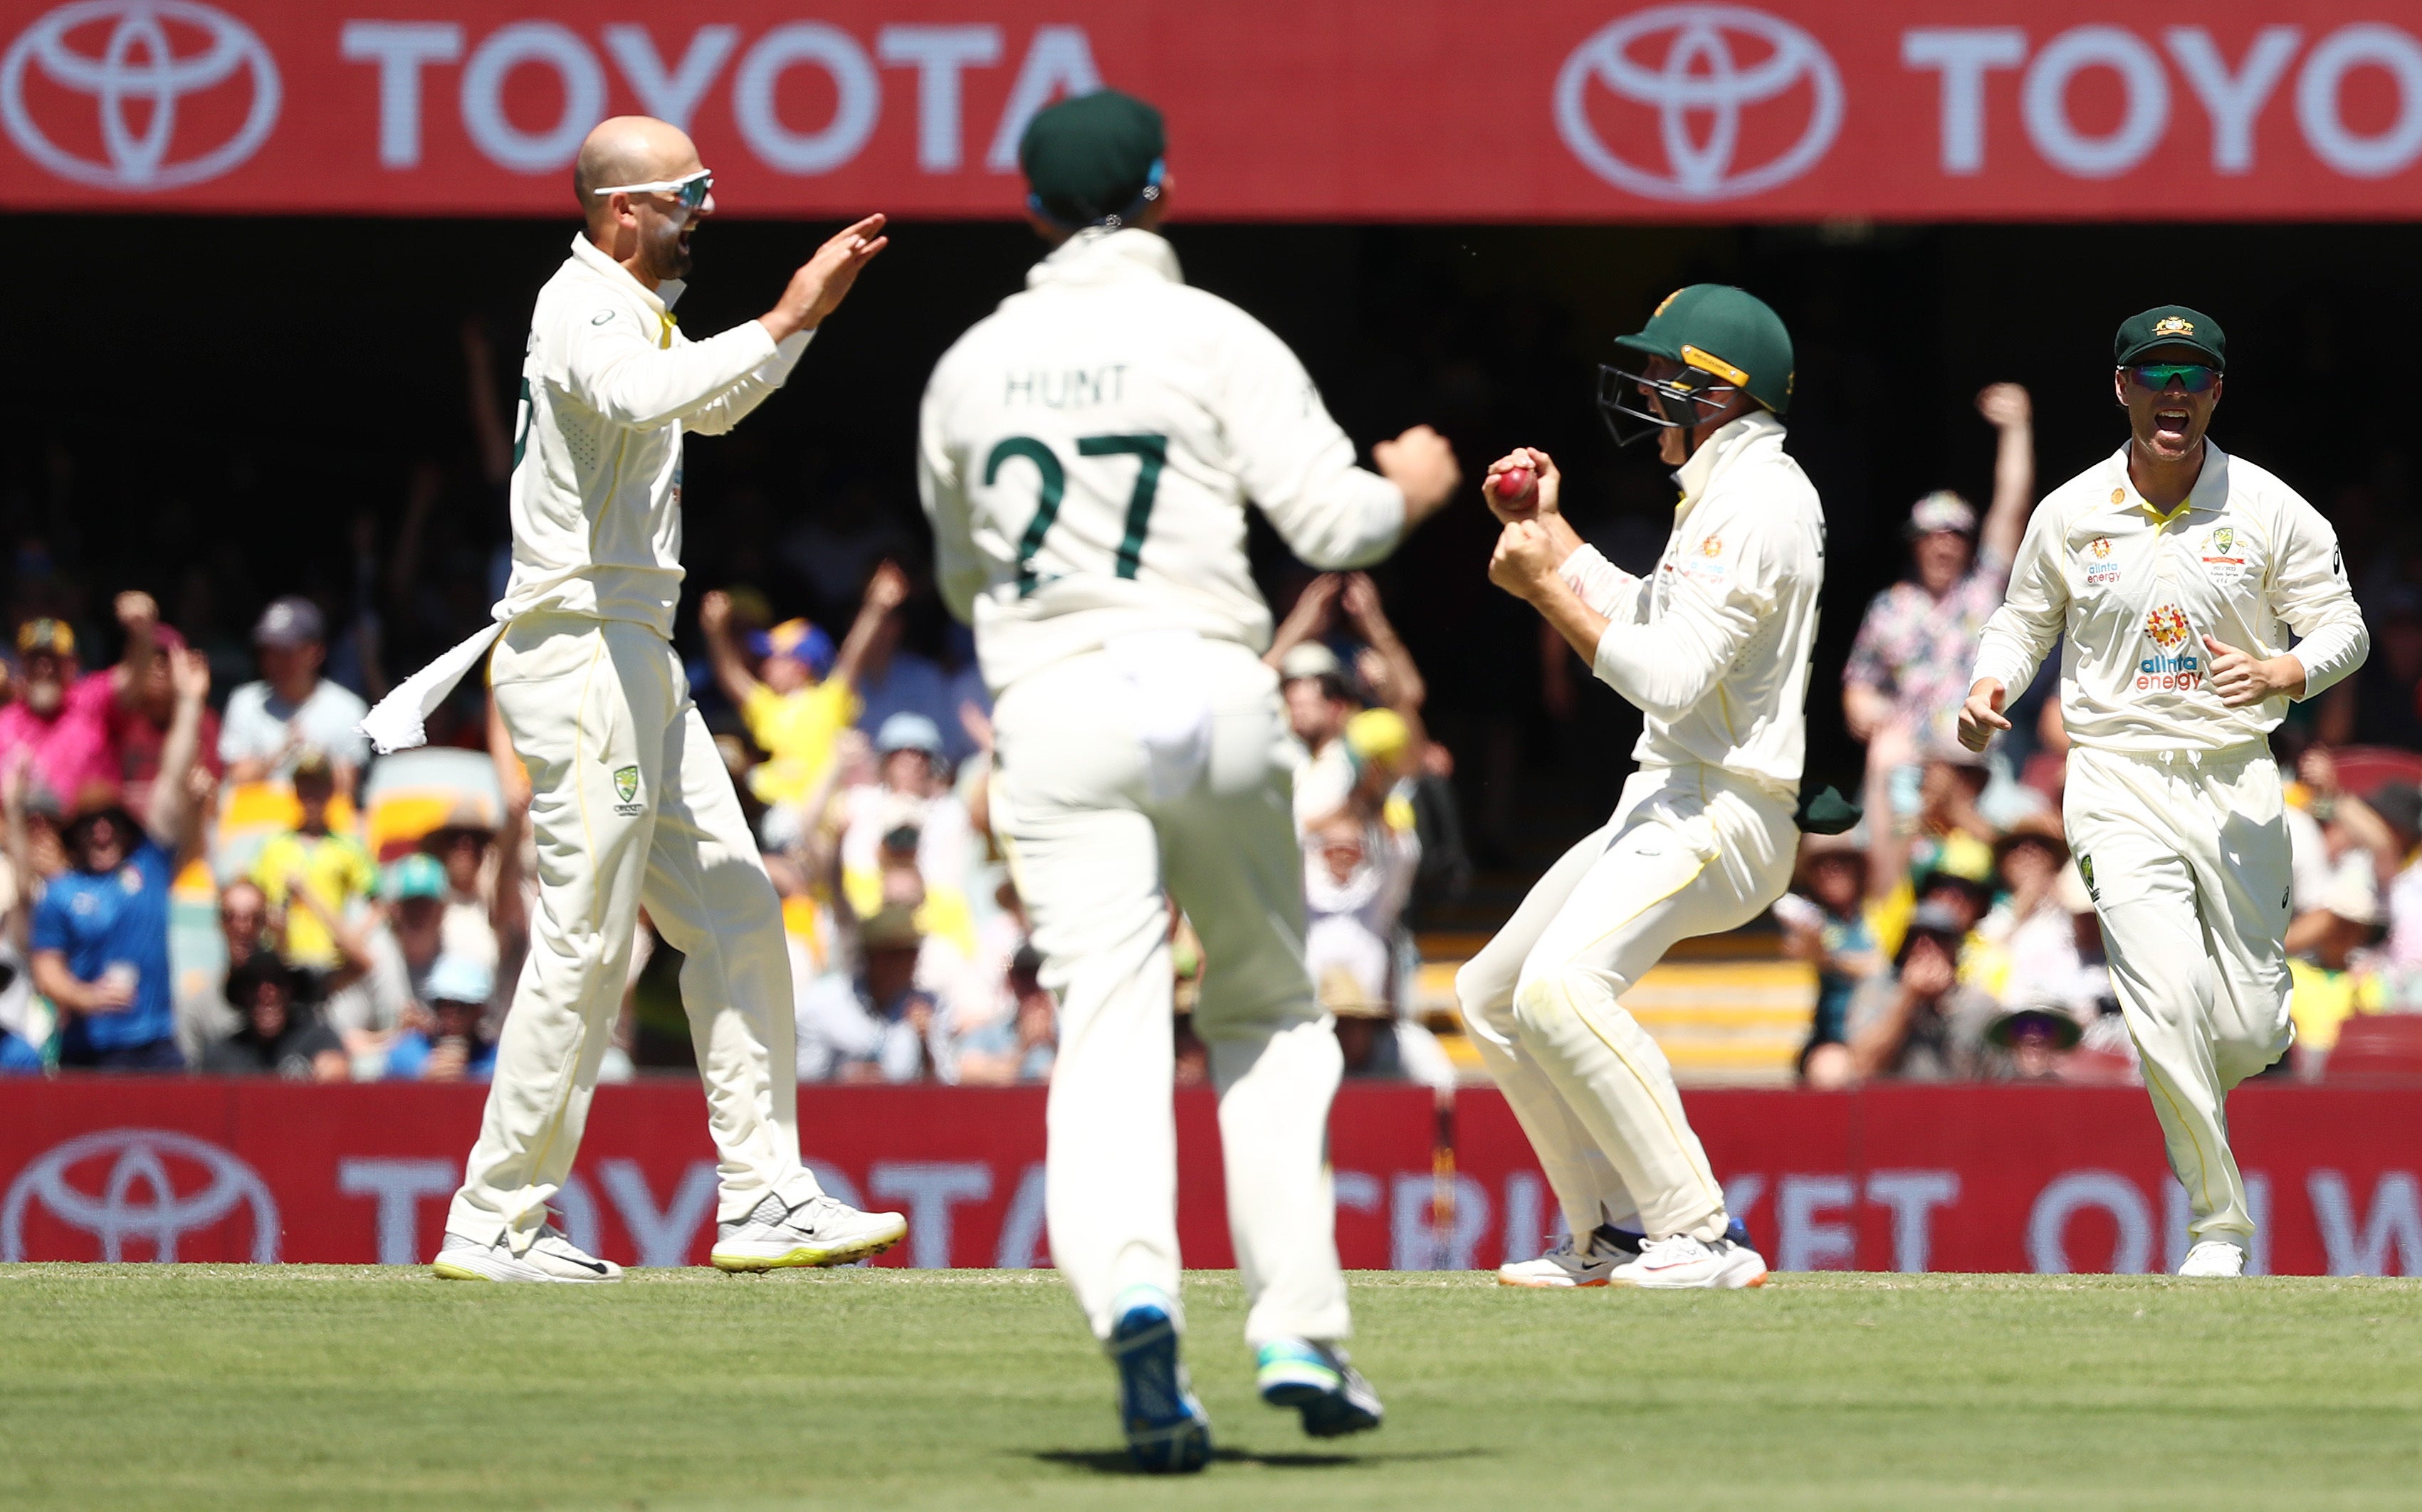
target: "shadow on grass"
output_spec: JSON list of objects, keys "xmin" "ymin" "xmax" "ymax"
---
[{"xmin": 1030, "ymin": 1447, "xmax": 1496, "ymax": 1474}]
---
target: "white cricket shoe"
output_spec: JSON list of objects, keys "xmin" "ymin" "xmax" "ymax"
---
[
  {"xmin": 1497, "ymin": 1226, "xmax": 1632, "ymax": 1288},
  {"xmin": 2178, "ymin": 1240, "xmax": 2246, "ymax": 1278},
  {"xmin": 711, "ymin": 1192, "xmax": 908, "ymax": 1272},
  {"xmin": 1607, "ymin": 1233, "xmax": 1768, "ymax": 1289},
  {"xmin": 432, "ymin": 1225, "xmax": 622, "ymax": 1283}
]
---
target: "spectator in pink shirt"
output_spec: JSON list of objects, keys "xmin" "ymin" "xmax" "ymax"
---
[
  {"xmin": 0, "ymin": 617, "xmax": 117, "ymax": 809},
  {"xmin": 0, "ymin": 594, "xmax": 214, "ymax": 824}
]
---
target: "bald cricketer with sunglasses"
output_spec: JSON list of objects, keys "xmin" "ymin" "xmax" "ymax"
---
[
  {"xmin": 369, "ymin": 115, "xmax": 908, "ymax": 1282},
  {"xmin": 1960, "ymin": 306, "xmax": 2367, "ymax": 1278}
]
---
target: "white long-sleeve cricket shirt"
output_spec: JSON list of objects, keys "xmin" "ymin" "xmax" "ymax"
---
[
  {"xmin": 498, "ymin": 233, "xmax": 812, "ymax": 639},
  {"xmin": 917, "ymin": 229, "xmax": 1407, "ymax": 693},
  {"xmin": 1551, "ymin": 411, "xmax": 1826, "ymax": 792},
  {"xmin": 1971, "ymin": 442, "xmax": 2366, "ymax": 755}
]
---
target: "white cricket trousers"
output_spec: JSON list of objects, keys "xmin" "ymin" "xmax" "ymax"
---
[
  {"xmin": 992, "ymin": 637, "xmax": 1348, "ymax": 1349},
  {"xmin": 447, "ymin": 613, "xmax": 821, "ymax": 1249},
  {"xmin": 2065, "ymin": 742, "xmax": 2293, "ymax": 1246},
  {"xmin": 1457, "ymin": 765, "xmax": 1795, "ymax": 1244}
]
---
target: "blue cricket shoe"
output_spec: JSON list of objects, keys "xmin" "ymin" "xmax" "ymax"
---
[{"xmin": 1106, "ymin": 1286, "xmax": 1212, "ymax": 1473}]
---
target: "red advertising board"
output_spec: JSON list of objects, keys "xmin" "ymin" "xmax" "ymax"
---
[
  {"xmin": 6, "ymin": 1078, "xmax": 2418, "ymax": 1276},
  {"xmin": 3, "ymin": 2, "xmax": 2421, "ymax": 220}
]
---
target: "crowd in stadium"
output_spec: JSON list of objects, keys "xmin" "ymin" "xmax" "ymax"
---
[{"xmin": 3, "ymin": 367, "xmax": 2419, "ymax": 1091}]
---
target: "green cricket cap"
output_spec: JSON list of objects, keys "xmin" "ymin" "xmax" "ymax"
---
[
  {"xmin": 1615, "ymin": 283, "xmax": 1795, "ymax": 415},
  {"xmin": 384, "ymin": 852, "xmax": 446, "ymax": 901},
  {"xmin": 1018, "ymin": 89, "xmax": 1166, "ymax": 229},
  {"xmin": 2114, "ymin": 305, "xmax": 2225, "ymax": 372}
]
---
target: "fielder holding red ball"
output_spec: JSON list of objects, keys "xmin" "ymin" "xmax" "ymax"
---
[{"xmin": 1457, "ymin": 285, "xmax": 1825, "ymax": 1289}]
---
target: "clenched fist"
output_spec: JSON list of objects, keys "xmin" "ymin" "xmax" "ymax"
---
[{"xmin": 1489, "ymin": 518, "xmax": 1563, "ymax": 602}]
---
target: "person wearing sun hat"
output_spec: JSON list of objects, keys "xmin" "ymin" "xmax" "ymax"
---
[
  {"xmin": 1960, "ymin": 304, "xmax": 2369, "ymax": 1279},
  {"xmin": 1842, "ymin": 382, "xmax": 2036, "ymax": 818}
]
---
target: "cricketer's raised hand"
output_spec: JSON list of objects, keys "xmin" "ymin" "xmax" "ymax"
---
[{"xmin": 763, "ymin": 214, "xmax": 890, "ymax": 341}]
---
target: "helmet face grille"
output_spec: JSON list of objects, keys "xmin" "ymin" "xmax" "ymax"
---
[{"xmin": 1595, "ymin": 362, "xmax": 1736, "ymax": 447}]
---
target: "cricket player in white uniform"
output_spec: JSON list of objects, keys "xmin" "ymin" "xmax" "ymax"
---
[
  {"xmin": 1463, "ymin": 285, "xmax": 1828, "ymax": 1291},
  {"xmin": 1961, "ymin": 306, "xmax": 2366, "ymax": 1278},
  {"xmin": 918, "ymin": 91, "xmax": 1459, "ymax": 1471},
  {"xmin": 364, "ymin": 115, "xmax": 908, "ymax": 1281}
]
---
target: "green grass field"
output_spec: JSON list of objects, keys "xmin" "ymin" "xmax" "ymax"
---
[{"xmin": 3, "ymin": 1266, "xmax": 2419, "ymax": 1511}]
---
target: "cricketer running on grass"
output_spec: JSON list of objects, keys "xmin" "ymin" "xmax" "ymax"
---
[
  {"xmin": 917, "ymin": 90, "xmax": 1459, "ymax": 1471},
  {"xmin": 1464, "ymin": 286, "xmax": 1826, "ymax": 1292},
  {"xmin": 362, "ymin": 115, "xmax": 908, "ymax": 1282},
  {"xmin": 1959, "ymin": 307, "xmax": 2367, "ymax": 1279}
]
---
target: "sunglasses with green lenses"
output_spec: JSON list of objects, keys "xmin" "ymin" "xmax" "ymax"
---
[
  {"xmin": 2126, "ymin": 363, "xmax": 2218, "ymax": 394},
  {"xmin": 590, "ymin": 169, "xmax": 713, "ymax": 211}
]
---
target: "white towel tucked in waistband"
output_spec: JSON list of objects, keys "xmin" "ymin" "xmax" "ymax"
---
[{"xmin": 359, "ymin": 622, "xmax": 505, "ymax": 755}]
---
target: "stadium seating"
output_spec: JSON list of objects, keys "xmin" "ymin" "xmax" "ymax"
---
[{"xmin": 1417, "ymin": 932, "xmax": 1815, "ymax": 1086}]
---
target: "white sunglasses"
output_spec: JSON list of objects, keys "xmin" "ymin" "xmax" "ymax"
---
[{"xmin": 591, "ymin": 168, "xmax": 713, "ymax": 210}]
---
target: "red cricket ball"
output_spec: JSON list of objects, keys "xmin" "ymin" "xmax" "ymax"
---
[{"xmin": 1494, "ymin": 466, "xmax": 1535, "ymax": 502}]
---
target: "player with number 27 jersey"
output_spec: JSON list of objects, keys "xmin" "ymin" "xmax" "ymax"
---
[
  {"xmin": 918, "ymin": 229, "xmax": 1405, "ymax": 693},
  {"xmin": 918, "ymin": 89, "xmax": 1459, "ymax": 1474}
]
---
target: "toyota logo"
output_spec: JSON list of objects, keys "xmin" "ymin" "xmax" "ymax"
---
[
  {"xmin": 1556, "ymin": 5, "xmax": 1842, "ymax": 201},
  {"xmin": 1, "ymin": 0, "xmax": 280, "ymax": 191},
  {"xmin": 3, "ymin": 1128, "xmax": 279, "ymax": 1261}
]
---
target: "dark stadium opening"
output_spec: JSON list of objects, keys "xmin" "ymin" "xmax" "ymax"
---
[{"xmin": 22, "ymin": 215, "xmax": 2422, "ymax": 884}]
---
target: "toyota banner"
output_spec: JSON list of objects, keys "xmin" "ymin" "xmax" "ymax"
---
[
  {"xmin": 4, "ymin": 1, "xmax": 2422, "ymax": 219},
  {"xmin": 7, "ymin": 1081, "xmax": 2421, "ymax": 1274}
]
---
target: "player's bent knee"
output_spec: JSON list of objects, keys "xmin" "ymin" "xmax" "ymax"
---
[
  {"xmin": 1454, "ymin": 960, "xmax": 1517, "ymax": 1034},
  {"xmin": 1510, "ymin": 972, "xmax": 1578, "ymax": 1037}
]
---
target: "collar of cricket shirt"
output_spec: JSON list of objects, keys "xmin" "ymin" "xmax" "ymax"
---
[
  {"xmin": 2107, "ymin": 439, "xmax": 2229, "ymax": 528},
  {"xmin": 1671, "ymin": 409, "xmax": 1783, "ymax": 515},
  {"xmin": 568, "ymin": 232, "xmax": 686, "ymax": 315},
  {"xmin": 1026, "ymin": 226, "xmax": 1182, "ymax": 293}
]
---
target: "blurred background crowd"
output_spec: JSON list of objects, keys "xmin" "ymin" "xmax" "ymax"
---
[{"xmin": 13, "ymin": 215, "xmax": 2422, "ymax": 1091}]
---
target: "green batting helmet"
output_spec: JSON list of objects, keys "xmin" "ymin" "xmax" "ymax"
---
[{"xmin": 1615, "ymin": 284, "xmax": 1795, "ymax": 414}]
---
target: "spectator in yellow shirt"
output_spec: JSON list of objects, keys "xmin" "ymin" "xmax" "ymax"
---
[
  {"xmin": 2290, "ymin": 861, "xmax": 2386, "ymax": 1064},
  {"xmin": 699, "ymin": 561, "xmax": 909, "ymax": 809},
  {"xmin": 251, "ymin": 748, "xmax": 377, "ymax": 971}
]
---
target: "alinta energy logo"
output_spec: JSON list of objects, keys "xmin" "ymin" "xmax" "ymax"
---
[
  {"xmin": 1, "ymin": 0, "xmax": 281, "ymax": 191},
  {"xmin": 2, "ymin": 1127, "xmax": 280, "ymax": 1261},
  {"xmin": 2144, "ymin": 604, "xmax": 2192, "ymax": 653},
  {"xmin": 1555, "ymin": 4, "xmax": 1842, "ymax": 201}
]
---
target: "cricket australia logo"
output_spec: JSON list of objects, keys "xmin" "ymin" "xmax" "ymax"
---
[
  {"xmin": 612, "ymin": 764, "xmax": 642, "ymax": 814},
  {"xmin": 2138, "ymin": 604, "xmax": 2201, "ymax": 692},
  {"xmin": 2078, "ymin": 854, "xmax": 2098, "ymax": 902}
]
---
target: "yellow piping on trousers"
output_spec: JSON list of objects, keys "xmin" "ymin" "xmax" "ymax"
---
[
  {"xmin": 1552, "ymin": 974, "xmax": 1726, "ymax": 1217},
  {"xmin": 2137, "ymin": 1031, "xmax": 2222, "ymax": 1225}
]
